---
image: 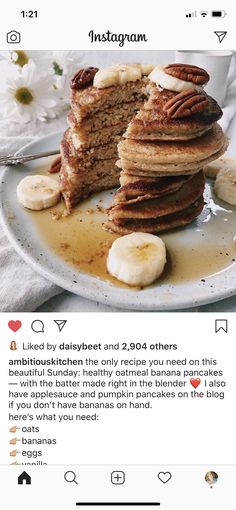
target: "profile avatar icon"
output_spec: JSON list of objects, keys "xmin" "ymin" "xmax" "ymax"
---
[
  {"xmin": 10, "ymin": 341, "xmax": 17, "ymax": 351},
  {"xmin": 205, "ymin": 471, "xmax": 218, "ymax": 486}
]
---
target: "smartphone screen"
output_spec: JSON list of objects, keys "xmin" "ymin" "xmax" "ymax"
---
[{"xmin": 0, "ymin": 2, "xmax": 235, "ymax": 509}]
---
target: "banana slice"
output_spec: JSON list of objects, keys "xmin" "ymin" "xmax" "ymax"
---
[
  {"xmin": 148, "ymin": 65, "xmax": 203, "ymax": 93},
  {"xmin": 204, "ymin": 157, "xmax": 234, "ymax": 179},
  {"xmin": 117, "ymin": 64, "xmax": 141, "ymax": 84},
  {"xmin": 214, "ymin": 164, "xmax": 236, "ymax": 205},
  {"xmin": 140, "ymin": 63, "xmax": 156, "ymax": 76},
  {"xmin": 94, "ymin": 63, "xmax": 153, "ymax": 88},
  {"xmin": 107, "ymin": 232, "xmax": 166, "ymax": 287},
  {"xmin": 94, "ymin": 64, "xmax": 141, "ymax": 88},
  {"xmin": 17, "ymin": 175, "xmax": 61, "ymax": 210},
  {"xmin": 204, "ymin": 161, "xmax": 222, "ymax": 179},
  {"xmin": 94, "ymin": 68, "xmax": 119, "ymax": 88}
]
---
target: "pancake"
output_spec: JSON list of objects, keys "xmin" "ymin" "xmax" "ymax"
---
[
  {"xmin": 125, "ymin": 85, "xmax": 223, "ymax": 141},
  {"xmin": 61, "ymin": 72, "xmax": 150, "ymax": 207},
  {"xmin": 61, "ymin": 129, "xmax": 119, "ymax": 169},
  {"xmin": 118, "ymin": 124, "xmax": 228, "ymax": 175},
  {"xmin": 119, "ymin": 172, "xmax": 162, "ymax": 185},
  {"xmin": 71, "ymin": 79, "xmax": 147, "ymax": 122},
  {"xmin": 118, "ymin": 144, "xmax": 228, "ymax": 176},
  {"xmin": 114, "ymin": 174, "xmax": 193, "ymax": 204},
  {"xmin": 70, "ymin": 122, "xmax": 128, "ymax": 150},
  {"xmin": 60, "ymin": 68, "xmax": 150, "ymax": 207},
  {"xmin": 60, "ymin": 62, "xmax": 227, "ymax": 235},
  {"xmin": 60, "ymin": 129, "xmax": 120, "ymax": 209},
  {"xmin": 68, "ymin": 101, "xmax": 144, "ymax": 133},
  {"xmin": 61, "ymin": 158, "xmax": 119, "ymax": 209},
  {"xmin": 105, "ymin": 197, "xmax": 204, "ymax": 234},
  {"xmin": 108, "ymin": 171, "xmax": 205, "ymax": 220}
]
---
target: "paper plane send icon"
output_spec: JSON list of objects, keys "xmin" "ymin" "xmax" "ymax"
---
[
  {"xmin": 54, "ymin": 320, "xmax": 67, "ymax": 332},
  {"xmin": 214, "ymin": 31, "xmax": 227, "ymax": 43}
]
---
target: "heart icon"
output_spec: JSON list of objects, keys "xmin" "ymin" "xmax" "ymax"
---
[
  {"xmin": 190, "ymin": 378, "xmax": 201, "ymax": 389},
  {"xmin": 158, "ymin": 472, "xmax": 172, "ymax": 484},
  {"xmin": 8, "ymin": 320, "xmax": 22, "ymax": 333}
]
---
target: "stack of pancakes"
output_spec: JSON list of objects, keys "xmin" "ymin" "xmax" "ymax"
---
[
  {"xmin": 60, "ymin": 64, "xmax": 154, "ymax": 210},
  {"xmin": 106, "ymin": 65, "xmax": 228, "ymax": 234}
]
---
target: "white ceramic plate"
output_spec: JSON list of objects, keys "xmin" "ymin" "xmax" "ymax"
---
[{"xmin": 1, "ymin": 132, "xmax": 236, "ymax": 311}]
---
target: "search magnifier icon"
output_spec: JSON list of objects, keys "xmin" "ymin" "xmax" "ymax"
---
[{"xmin": 64, "ymin": 471, "xmax": 78, "ymax": 485}]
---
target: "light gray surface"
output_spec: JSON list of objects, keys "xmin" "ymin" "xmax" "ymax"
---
[{"xmin": 36, "ymin": 289, "xmax": 236, "ymax": 313}]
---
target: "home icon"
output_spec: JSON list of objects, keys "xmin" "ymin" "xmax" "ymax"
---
[{"xmin": 18, "ymin": 471, "xmax": 31, "ymax": 485}]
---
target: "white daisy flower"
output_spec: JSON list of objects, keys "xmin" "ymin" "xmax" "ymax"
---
[
  {"xmin": 0, "ymin": 50, "xmax": 53, "ymax": 70},
  {"xmin": 0, "ymin": 60, "xmax": 59, "ymax": 124},
  {"xmin": 51, "ymin": 51, "xmax": 85, "ymax": 106}
]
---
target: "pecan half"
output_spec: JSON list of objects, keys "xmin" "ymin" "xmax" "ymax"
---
[
  {"xmin": 49, "ymin": 155, "xmax": 61, "ymax": 174},
  {"xmin": 163, "ymin": 89, "xmax": 210, "ymax": 119},
  {"xmin": 70, "ymin": 67, "xmax": 99, "ymax": 90},
  {"xmin": 165, "ymin": 63, "xmax": 209, "ymax": 85}
]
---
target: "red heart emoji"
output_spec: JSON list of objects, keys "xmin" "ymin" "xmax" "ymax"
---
[
  {"xmin": 190, "ymin": 378, "xmax": 201, "ymax": 389},
  {"xmin": 8, "ymin": 320, "xmax": 22, "ymax": 333}
]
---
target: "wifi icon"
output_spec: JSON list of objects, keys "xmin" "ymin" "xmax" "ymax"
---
[{"xmin": 200, "ymin": 11, "xmax": 208, "ymax": 17}]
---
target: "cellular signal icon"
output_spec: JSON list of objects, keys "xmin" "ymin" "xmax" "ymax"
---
[
  {"xmin": 186, "ymin": 11, "xmax": 197, "ymax": 18},
  {"xmin": 200, "ymin": 11, "xmax": 208, "ymax": 17}
]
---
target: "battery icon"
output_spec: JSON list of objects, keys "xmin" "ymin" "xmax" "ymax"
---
[{"xmin": 211, "ymin": 10, "xmax": 227, "ymax": 17}]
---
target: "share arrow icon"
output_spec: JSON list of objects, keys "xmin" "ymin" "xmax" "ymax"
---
[
  {"xmin": 214, "ymin": 31, "xmax": 227, "ymax": 43},
  {"xmin": 54, "ymin": 320, "xmax": 67, "ymax": 332}
]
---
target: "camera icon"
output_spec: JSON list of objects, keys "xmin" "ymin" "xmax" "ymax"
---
[{"xmin": 6, "ymin": 30, "xmax": 21, "ymax": 44}]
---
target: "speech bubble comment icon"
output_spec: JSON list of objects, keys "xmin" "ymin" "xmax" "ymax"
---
[{"xmin": 31, "ymin": 320, "xmax": 44, "ymax": 333}]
